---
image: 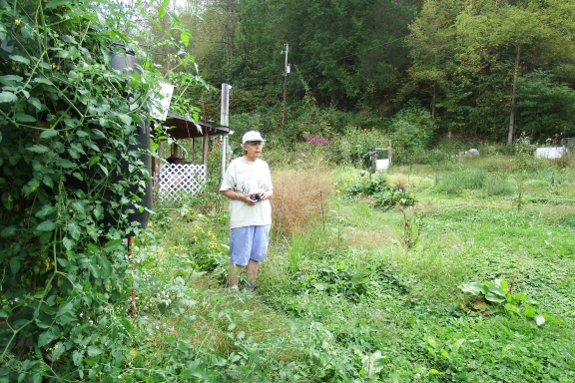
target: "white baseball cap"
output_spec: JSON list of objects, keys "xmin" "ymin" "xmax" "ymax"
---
[{"xmin": 242, "ymin": 130, "xmax": 266, "ymax": 144}]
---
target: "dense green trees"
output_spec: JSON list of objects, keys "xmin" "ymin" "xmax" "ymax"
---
[{"xmin": 176, "ymin": 0, "xmax": 575, "ymax": 143}]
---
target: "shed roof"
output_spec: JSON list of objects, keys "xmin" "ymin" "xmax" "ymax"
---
[{"xmin": 160, "ymin": 111, "xmax": 230, "ymax": 140}]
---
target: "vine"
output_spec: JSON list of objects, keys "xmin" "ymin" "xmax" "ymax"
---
[{"xmin": 0, "ymin": 0, "xmax": 199, "ymax": 380}]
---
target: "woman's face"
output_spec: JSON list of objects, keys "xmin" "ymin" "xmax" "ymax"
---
[{"xmin": 244, "ymin": 141, "xmax": 263, "ymax": 160}]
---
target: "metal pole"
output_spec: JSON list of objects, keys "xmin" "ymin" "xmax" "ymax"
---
[
  {"xmin": 281, "ymin": 42, "xmax": 289, "ymax": 126},
  {"xmin": 221, "ymin": 83, "xmax": 232, "ymax": 179}
]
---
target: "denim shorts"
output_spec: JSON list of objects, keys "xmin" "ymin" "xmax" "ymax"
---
[{"xmin": 229, "ymin": 225, "xmax": 271, "ymax": 266}]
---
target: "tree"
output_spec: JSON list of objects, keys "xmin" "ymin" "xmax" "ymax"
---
[{"xmin": 455, "ymin": 0, "xmax": 575, "ymax": 143}]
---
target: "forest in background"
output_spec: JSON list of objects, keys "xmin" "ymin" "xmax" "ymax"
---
[{"xmin": 143, "ymin": 0, "xmax": 575, "ymax": 147}]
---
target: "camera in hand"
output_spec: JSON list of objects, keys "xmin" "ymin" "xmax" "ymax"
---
[{"xmin": 250, "ymin": 193, "xmax": 261, "ymax": 201}]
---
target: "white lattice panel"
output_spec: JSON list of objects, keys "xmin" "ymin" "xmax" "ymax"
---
[{"xmin": 158, "ymin": 164, "xmax": 206, "ymax": 201}]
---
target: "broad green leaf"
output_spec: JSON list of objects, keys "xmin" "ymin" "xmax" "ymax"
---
[
  {"xmin": 10, "ymin": 257, "xmax": 21, "ymax": 273},
  {"xmin": 499, "ymin": 280, "xmax": 508, "ymax": 294},
  {"xmin": 28, "ymin": 97, "xmax": 43, "ymax": 111},
  {"xmin": 38, "ymin": 331, "xmax": 56, "ymax": 347},
  {"xmin": 35, "ymin": 204, "xmax": 56, "ymax": 218},
  {"xmin": 36, "ymin": 220, "xmax": 56, "ymax": 232},
  {"xmin": 88, "ymin": 264, "xmax": 99, "ymax": 278},
  {"xmin": 40, "ymin": 130, "xmax": 59, "ymax": 139},
  {"xmin": 504, "ymin": 303, "xmax": 520, "ymax": 314},
  {"xmin": 118, "ymin": 114, "xmax": 132, "ymax": 126},
  {"xmin": 0, "ymin": 75, "xmax": 23, "ymax": 84},
  {"xmin": 16, "ymin": 113, "xmax": 37, "ymax": 123},
  {"xmin": 97, "ymin": 163, "xmax": 109, "ymax": 176},
  {"xmin": 1, "ymin": 226, "xmax": 16, "ymax": 238},
  {"xmin": 0, "ymin": 91, "xmax": 17, "ymax": 103},
  {"xmin": 56, "ymin": 301, "xmax": 73, "ymax": 317},
  {"xmin": 23, "ymin": 179, "xmax": 40, "ymax": 196},
  {"xmin": 9, "ymin": 55, "xmax": 30, "ymax": 65},
  {"xmin": 71, "ymin": 201, "xmax": 85, "ymax": 213},
  {"xmin": 93, "ymin": 205, "xmax": 104, "ymax": 220},
  {"xmin": 46, "ymin": 0, "xmax": 71, "ymax": 9},
  {"xmin": 62, "ymin": 237, "xmax": 74, "ymax": 250},
  {"xmin": 67, "ymin": 221, "xmax": 81, "ymax": 240},
  {"xmin": 27, "ymin": 145, "xmax": 50, "ymax": 154},
  {"xmin": 98, "ymin": 256, "xmax": 112, "ymax": 277},
  {"xmin": 56, "ymin": 158, "xmax": 75, "ymax": 168},
  {"xmin": 534, "ymin": 314, "xmax": 546, "ymax": 326},
  {"xmin": 104, "ymin": 238, "xmax": 123, "ymax": 251},
  {"xmin": 52, "ymin": 343, "xmax": 65, "ymax": 361},
  {"xmin": 91, "ymin": 129, "xmax": 106, "ymax": 139},
  {"xmin": 524, "ymin": 304, "xmax": 536, "ymax": 318},
  {"xmin": 121, "ymin": 318, "xmax": 134, "ymax": 332},
  {"xmin": 87, "ymin": 346, "xmax": 103, "ymax": 357},
  {"xmin": 72, "ymin": 350, "xmax": 84, "ymax": 366},
  {"xmin": 88, "ymin": 155, "xmax": 100, "ymax": 166},
  {"xmin": 457, "ymin": 281, "xmax": 483, "ymax": 295},
  {"xmin": 61, "ymin": 35, "xmax": 77, "ymax": 44},
  {"xmin": 485, "ymin": 287, "xmax": 506, "ymax": 304},
  {"xmin": 34, "ymin": 77, "xmax": 54, "ymax": 86},
  {"xmin": 0, "ymin": 131, "xmax": 2, "ymax": 144},
  {"xmin": 0, "ymin": 24, "xmax": 6, "ymax": 40},
  {"xmin": 515, "ymin": 293, "xmax": 528, "ymax": 302}
]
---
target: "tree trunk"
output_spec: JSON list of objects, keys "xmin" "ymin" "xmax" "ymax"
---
[
  {"xmin": 507, "ymin": 42, "xmax": 521, "ymax": 145},
  {"xmin": 431, "ymin": 83, "xmax": 436, "ymax": 121},
  {"xmin": 508, "ymin": 0, "xmax": 528, "ymax": 145}
]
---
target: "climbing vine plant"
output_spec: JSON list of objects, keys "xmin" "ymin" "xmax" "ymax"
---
[{"xmin": 0, "ymin": 0, "xmax": 197, "ymax": 380}]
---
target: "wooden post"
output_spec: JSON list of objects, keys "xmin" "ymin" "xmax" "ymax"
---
[{"xmin": 202, "ymin": 126, "xmax": 209, "ymax": 167}]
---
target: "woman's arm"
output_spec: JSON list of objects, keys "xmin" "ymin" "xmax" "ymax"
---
[{"xmin": 221, "ymin": 189, "xmax": 257, "ymax": 205}]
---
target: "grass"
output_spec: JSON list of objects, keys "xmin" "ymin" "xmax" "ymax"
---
[{"xmin": 134, "ymin": 152, "xmax": 575, "ymax": 382}]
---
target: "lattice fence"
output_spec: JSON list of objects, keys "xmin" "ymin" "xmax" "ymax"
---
[{"xmin": 157, "ymin": 164, "xmax": 206, "ymax": 201}]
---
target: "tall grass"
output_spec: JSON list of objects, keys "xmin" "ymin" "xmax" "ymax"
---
[
  {"xmin": 270, "ymin": 162, "xmax": 333, "ymax": 237},
  {"xmin": 436, "ymin": 168, "xmax": 485, "ymax": 194}
]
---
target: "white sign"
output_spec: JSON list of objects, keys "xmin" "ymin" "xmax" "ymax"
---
[{"xmin": 150, "ymin": 82, "xmax": 175, "ymax": 121}]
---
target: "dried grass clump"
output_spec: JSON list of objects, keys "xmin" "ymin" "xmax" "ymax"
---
[{"xmin": 271, "ymin": 164, "xmax": 333, "ymax": 237}]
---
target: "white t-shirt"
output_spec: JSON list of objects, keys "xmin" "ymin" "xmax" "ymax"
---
[{"xmin": 220, "ymin": 157, "xmax": 273, "ymax": 229}]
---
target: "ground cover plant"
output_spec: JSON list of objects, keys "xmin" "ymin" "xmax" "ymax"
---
[{"xmin": 61, "ymin": 146, "xmax": 575, "ymax": 382}]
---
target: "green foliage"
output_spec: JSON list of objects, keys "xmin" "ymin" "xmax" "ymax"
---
[
  {"xmin": 347, "ymin": 173, "xmax": 417, "ymax": 209},
  {"xmin": 459, "ymin": 280, "xmax": 547, "ymax": 326},
  {"xmin": 0, "ymin": 0, "xmax": 200, "ymax": 380},
  {"xmin": 389, "ymin": 100, "xmax": 434, "ymax": 164}
]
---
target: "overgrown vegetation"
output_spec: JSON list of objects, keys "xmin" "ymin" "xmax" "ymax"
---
[{"xmin": 2, "ymin": 0, "xmax": 575, "ymax": 382}]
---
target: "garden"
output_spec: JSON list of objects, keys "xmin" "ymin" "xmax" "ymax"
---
[{"xmin": 1, "ymin": 0, "xmax": 575, "ymax": 382}]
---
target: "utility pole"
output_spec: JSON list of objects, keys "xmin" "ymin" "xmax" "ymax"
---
[{"xmin": 281, "ymin": 42, "xmax": 289, "ymax": 126}]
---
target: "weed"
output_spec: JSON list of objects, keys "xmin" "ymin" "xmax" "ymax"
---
[{"xmin": 395, "ymin": 207, "xmax": 423, "ymax": 249}]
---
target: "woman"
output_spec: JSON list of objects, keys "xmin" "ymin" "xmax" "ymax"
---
[{"xmin": 220, "ymin": 130, "xmax": 273, "ymax": 291}]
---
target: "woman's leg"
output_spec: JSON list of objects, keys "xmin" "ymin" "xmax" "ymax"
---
[
  {"xmin": 228, "ymin": 264, "xmax": 244, "ymax": 287},
  {"xmin": 246, "ymin": 260, "xmax": 259, "ymax": 288}
]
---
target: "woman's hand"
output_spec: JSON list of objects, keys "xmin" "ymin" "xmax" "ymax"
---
[{"xmin": 259, "ymin": 190, "xmax": 273, "ymax": 200}]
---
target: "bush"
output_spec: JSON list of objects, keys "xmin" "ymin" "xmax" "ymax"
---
[{"xmin": 389, "ymin": 100, "xmax": 434, "ymax": 165}]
